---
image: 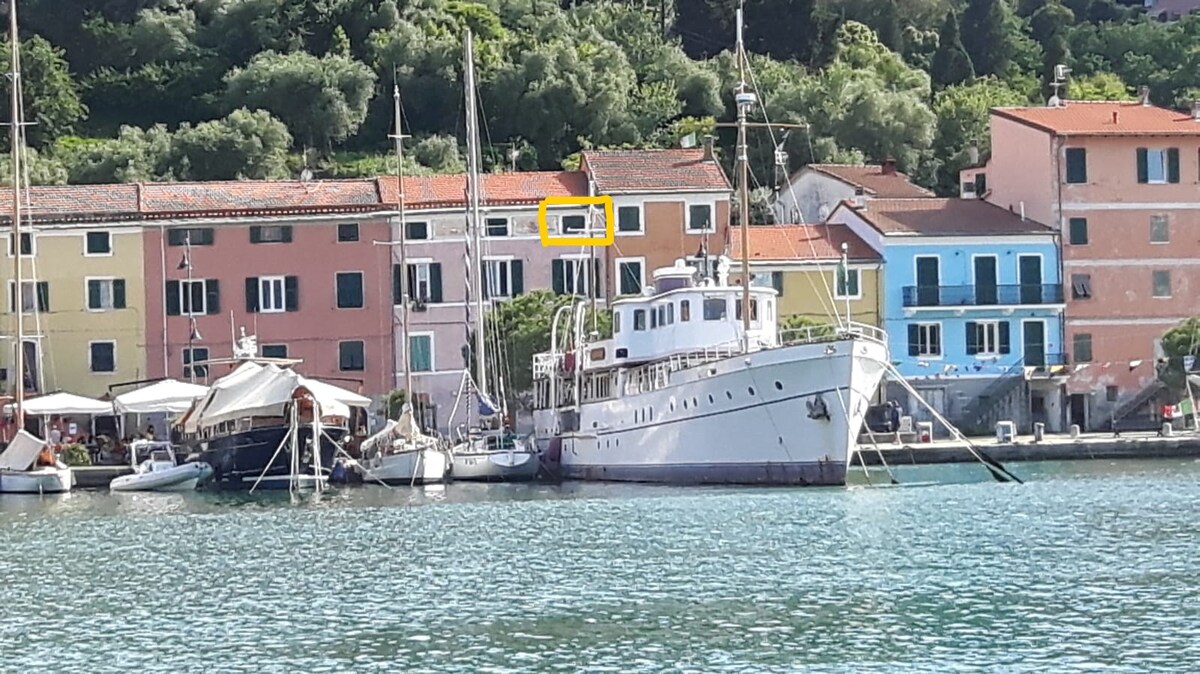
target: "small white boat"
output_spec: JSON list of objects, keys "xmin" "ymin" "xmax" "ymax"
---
[
  {"xmin": 0, "ymin": 430, "xmax": 73, "ymax": 494},
  {"xmin": 450, "ymin": 429, "xmax": 540, "ymax": 482},
  {"xmin": 358, "ymin": 407, "xmax": 449, "ymax": 485},
  {"xmin": 111, "ymin": 441, "xmax": 212, "ymax": 492}
]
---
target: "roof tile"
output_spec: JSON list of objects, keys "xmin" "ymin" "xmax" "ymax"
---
[
  {"xmin": 843, "ymin": 198, "xmax": 1053, "ymax": 236},
  {"xmin": 730, "ymin": 224, "xmax": 879, "ymax": 261},
  {"xmin": 0, "ymin": 184, "xmax": 141, "ymax": 222},
  {"xmin": 993, "ymin": 101, "xmax": 1200, "ymax": 136},
  {"xmin": 379, "ymin": 171, "xmax": 588, "ymax": 210},
  {"xmin": 582, "ymin": 149, "xmax": 730, "ymax": 193},
  {"xmin": 805, "ymin": 164, "xmax": 934, "ymax": 198},
  {"xmin": 139, "ymin": 180, "xmax": 380, "ymax": 214}
]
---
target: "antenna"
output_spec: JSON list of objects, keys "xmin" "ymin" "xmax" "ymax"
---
[{"xmin": 1049, "ymin": 64, "xmax": 1070, "ymax": 108}]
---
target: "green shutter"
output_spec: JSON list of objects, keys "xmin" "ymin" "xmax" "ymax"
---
[
  {"xmin": 36, "ymin": 282, "xmax": 49, "ymax": 312},
  {"xmin": 482, "ymin": 262, "xmax": 492, "ymax": 300},
  {"xmin": 592, "ymin": 258, "xmax": 602, "ymax": 298},
  {"xmin": 1068, "ymin": 218, "xmax": 1088, "ymax": 245},
  {"xmin": 165, "ymin": 280, "xmax": 181, "ymax": 316},
  {"xmin": 999, "ymin": 321, "xmax": 1011, "ymax": 354},
  {"xmin": 113, "ymin": 279, "xmax": 126, "ymax": 309},
  {"xmin": 771, "ymin": 271, "xmax": 784, "ymax": 297},
  {"xmin": 1136, "ymin": 148, "xmax": 1149, "ymax": 183},
  {"xmin": 167, "ymin": 229, "xmax": 184, "ymax": 246},
  {"xmin": 393, "ymin": 264, "xmax": 403, "ymax": 305},
  {"xmin": 281, "ymin": 226, "xmax": 293, "ymax": 242},
  {"xmin": 249, "ymin": 226, "xmax": 262, "ymax": 243},
  {"xmin": 1168, "ymin": 148, "xmax": 1180, "ymax": 183},
  {"xmin": 245, "ymin": 277, "xmax": 260, "ymax": 313},
  {"xmin": 429, "ymin": 264, "xmax": 443, "ymax": 303},
  {"xmin": 511, "ymin": 259, "xmax": 524, "ymax": 296},
  {"xmin": 206, "ymin": 279, "xmax": 220, "ymax": 315},
  {"xmin": 284, "ymin": 276, "xmax": 298, "ymax": 311},
  {"xmin": 1066, "ymin": 148, "xmax": 1087, "ymax": 183},
  {"xmin": 907, "ymin": 324, "xmax": 920, "ymax": 356},
  {"xmin": 965, "ymin": 321, "xmax": 979, "ymax": 355},
  {"xmin": 552, "ymin": 260, "xmax": 566, "ymax": 294},
  {"xmin": 200, "ymin": 228, "xmax": 214, "ymax": 245},
  {"xmin": 88, "ymin": 280, "xmax": 102, "ymax": 310}
]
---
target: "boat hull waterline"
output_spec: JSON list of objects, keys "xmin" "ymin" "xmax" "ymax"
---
[{"xmin": 534, "ymin": 336, "xmax": 888, "ymax": 486}]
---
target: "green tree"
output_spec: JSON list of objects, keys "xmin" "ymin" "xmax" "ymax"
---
[
  {"xmin": 170, "ymin": 108, "xmax": 293, "ymax": 180},
  {"xmin": 224, "ymin": 51, "xmax": 377, "ymax": 152},
  {"xmin": 930, "ymin": 12, "xmax": 975, "ymax": 88},
  {"xmin": 930, "ymin": 77, "xmax": 1029, "ymax": 195},
  {"xmin": 960, "ymin": 0, "xmax": 1017, "ymax": 77},
  {"xmin": 0, "ymin": 147, "xmax": 69, "ymax": 186},
  {"xmin": 53, "ymin": 125, "xmax": 173, "ymax": 184},
  {"xmin": 1158, "ymin": 317, "xmax": 1200, "ymax": 392},
  {"xmin": 0, "ymin": 36, "xmax": 88, "ymax": 148}
]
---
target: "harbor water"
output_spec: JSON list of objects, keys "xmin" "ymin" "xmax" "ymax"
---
[{"xmin": 2, "ymin": 459, "xmax": 1199, "ymax": 672}]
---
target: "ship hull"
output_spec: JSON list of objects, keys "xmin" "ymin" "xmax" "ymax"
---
[
  {"xmin": 533, "ymin": 336, "xmax": 888, "ymax": 486},
  {"xmin": 196, "ymin": 425, "xmax": 345, "ymax": 491}
]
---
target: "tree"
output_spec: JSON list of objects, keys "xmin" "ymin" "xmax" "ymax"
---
[
  {"xmin": 0, "ymin": 147, "xmax": 69, "ymax": 186},
  {"xmin": 170, "ymin": 108, "xmax": 293, "ymax": 181},
  {"xmin": 931, "ymin": 77, "xmax": 1029, "ymax": 195},
  {"xmin": 1069, "ymin": 72, "xmax": 1132, "ymax": 100},
  {"xmin": 1158, "ymin": 317, "xmax": 1200, "ymax": 393},
  {"xmin": 930, "ymin": 12, "xmax": 975, "ymax": 88},
  {"xmin": 224, "ymin": 51, "xmax": 377, "ymax": 152},
  {"xmin": 53, "ymin": 125, "xmax": 173, "ymax": 184},
  {"xmin": 0, "ymin": 36, "xmax": 88, "ymax": 148},
  {"xmin": 960, "ymin": 0, "xmax": 1018, "ymax": 77}
]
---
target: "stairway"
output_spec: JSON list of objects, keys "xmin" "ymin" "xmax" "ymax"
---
[
  {"xmin": 1107, "ymin": 380, "xmax": 1166, "ymax": 430},
  {"xmin": 960, "ymin": 360, "xmax": 1028, "ymax": 434}
]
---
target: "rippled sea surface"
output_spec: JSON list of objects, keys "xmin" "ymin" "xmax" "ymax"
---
[{"xmin": 2, "ymin": 459, "xmax": 1200, "ymax": 673}]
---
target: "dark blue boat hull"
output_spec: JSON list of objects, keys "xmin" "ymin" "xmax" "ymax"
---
[{"xmin": 197, "ymin": 425, "xmax": 345, "ymax": 491}]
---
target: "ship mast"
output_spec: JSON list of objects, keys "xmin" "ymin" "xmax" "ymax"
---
[
  {"xmin": 734, "ymin": 3, "xmax": 753, "ymax": 354},
  {"xmin": 8, "ymin": 0, "xmax": 25, "ymax": 429},
  {"xmin": 390, "ymin": 85, "xmax": 415, "ymax": 407},
  {"xmin": 463, "ymin": 29, "xmax": 488, "ymax": 401}
]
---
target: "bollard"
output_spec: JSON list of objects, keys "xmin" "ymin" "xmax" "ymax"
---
[
  {"xmin": 1033, "ymin": 422, "xmax": 1045, "ymax": 442},
  {"xmin": 1070, "ymin": 424, "xmax": 1080, "ymax": 438},
  {"xmin": 1162, "ymin": 422, "xmax": 1174, "ymax": 437}
]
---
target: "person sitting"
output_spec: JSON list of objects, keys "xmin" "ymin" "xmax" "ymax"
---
[{"xmin": 144, "ymin": 425, "xmax": 156, "ymax": 440}]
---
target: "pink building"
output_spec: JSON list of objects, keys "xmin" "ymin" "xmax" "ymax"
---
[
  {"xmin": 966, "ymin": 97, "xmax": 1200, "ymax": 429},
  {"xmin": 140, "ymin": 180, "xmax": 396, "ymax": 398}
]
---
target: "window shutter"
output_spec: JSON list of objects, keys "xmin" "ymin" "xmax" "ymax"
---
[
  {"xmin": 1168, "ymin": 148, "xmax": 1180, "ymax": 183},
  {"xmin": 999, "ymin": 321, "xmax": 1011, "ymax": 354},
  {"xmin": 113, "ymin": 279, "xmax": 126, "ymax": 309},
  {"xmin": 88, "ymin": 280, "xmax": 102, "ymax": 310},
  {"xmin": 245, "ymin": 277, "xmax": 260, "ymax": 313},
  {"xmin": 284, "ymin": 276, "xmax": 299, "ymax": 311},
  {"xmin": 281, "ymin": 226, "xmax": 293, "ymax": 243},
  {"xmin": 429, "ymin": 263, "xmax": 443, "ymax": 303},
  {"xmin": 200, "ymin": 228, "xmax": 214, "ymax": 245},
  {"xmin": 165, "ymin": 280, "xmax": 181, "ymax": 316},
  {"xmin": 481, "ymin": 262, "xmax": 492, "ymax": 300},
  {"xmin": 167, "ymin": 229, "xmax": 183, "ymax": 246},
  {"xmin": 552, "ymin": 260, "xmax": 565, "ymax": 294},
  {"xmin": 592, "ymin": 258, "xmax": 601, "ymax": 298},
  {"xmin": 1136, "ymin": 148, "xmax": 1149, "ymax": 184},
  {"xmin": 249, "ymin": 226, "xmax": 262, "ymax": 243},
  {"xmin": 771, "ymin": 271, "xmax": 784, "ymax": 297},
  {"xmin": 393, "ymin": 265, "xmax": 404, "ymax": 305},
  {"xmin": 36, "ymin": 282, "xmax": 49, "ymax": 312},
  {"xmin": 206, "ymin": 279, "xmax": 220, "ymax": 314},
  {"xmin": 907, "ymin": 324, "xmax": 920, "ymax": 356},
  {"xmin": 511, "ymin": 259, "xmax": 524, "ymax": 296},
  {"xmin": 965, "ymin": 321, "xmax": 979, "ymax": 355}
]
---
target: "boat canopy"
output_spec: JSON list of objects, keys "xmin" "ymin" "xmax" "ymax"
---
[
  {"xmin": 114, "ymin": 379, "xmax": 209, "ymax": 415},
  {"xmin": 0, "ymin": 429, "xmax": 47, "ymax": 471},
  {"xmin": 3, "ymin": 391, "xmax": 113, "ymax": 416}
]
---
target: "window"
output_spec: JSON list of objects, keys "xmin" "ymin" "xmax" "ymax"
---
[
  {"xmin": 261, "ymin": 344, "xmax": 288, "ymax": 359},
  {"xmin": 687, "ymin": 204, "xmax": 714, "ymax": 232},
  {"xmin": 407, "ymin": 221, "xmax": 429, "ymax": 240},
  {"xmin": 907, "ymin": 323, "xmax": 942, "ymax": 357},
  {"xmin": 8, "ymin": 280, "xmax": 49, "ymax": 313},
  {"xmin": 183, "ymin": 347, "xmax": 209, "ymax": 379},
  {"xmin": 399, "ymin": 262, "xmax": 444, "ymax": 304},
  {"xmin": 1150, "ymin": 215, "xmax": 1169, "ymax": 243},
  {"xmin": 1073, "ymin": 333, "xmax": 1093, "ymax": 363},
  {"xmin": 337, "ymin": 223, "xmax": 359, "ymax": 242},
  {"xmin": 339, "ymin": 340, "xmax": 365, "ymax": 371},
  {"xmin": 167, "ymin": 228, "xmax": 214, "ymax": 246},
  {"xmin": 613, "ymin": 311, "xmax": 622, "ymax": 334},
  {"xmin": 1070, "ymin": 274, "xmax": 1092, "ymax": 300},
  {"xmin": 1137, "ymin": 147, "xmax": 1180, "ymax": 184},
  {"xmin": 259, "ymin": 276, "xmax": 286, "ymax": 313},
  {"xmin": 86, "ymin": 278, "xmax": 127, "ymax": 311},
  {"xmin": 633, "ymin": 309, "xmax": 646, "ymax": 331},
  {"xmin": 1153, "ymin": 270, "xmax": 1172, "ymax": 297},
  {"xmin": 89, "ymin": 341, "xmax": 115, "ymax": 373},
  {"xmin": 680, "ymin": 300, "xmax": 691, "ymax": 322},
  {"xmin": 336, "ymin": 272, "xmax": 364, "ymax": 308},
  {"xmin": 966, "ymin": 321, "xmax": 1010, "ymax": 356},
  {"xmin": 703, "ymin": 298, "xmax": 727, "ymax": 320},
  {"xmin": 616, "ymin": 258, "xmax": 644, "ymax": 296},
  {"xmin": 409, "ymin": 334, "xmax": 433, "ymax": 372},
  {"xmin": 1068, "ymin": 217, "xmax": 1088, "ymax": 245},
  {"xmin": 246, "ymin": 275, "xmax": 297, "ymax": 313},
  {"xmin": 85, "ymin": 231, "xmax": 111, "ymax": 255},
  {"xmin": 1065, "ymin": 148, "xmax": 1087, "ymax": 183},
  {"xmin": 250, "ymin": 225, "xmax": 293, "ymax": 243},
  {"xmin": 165, "ymin": 279, "xmax": 219, "ymax": 316},
  {"xmin": 1106, "ymin": 385, "xmax": 1119, "ymax": 403},
  {"xmin": 483, "ymin": 258, "xmax": 524, "ymax": 299},
  {"xmin": 974, "ymin": 172, "xmax": 987, "ymax": 194},
  {"xmin": 617, "ymin": 206, "xmax": 642, "ymax": 233},
  {"xmin": 560, "ymin": 215, "xmax": 586, "ymax": 234},
  {"xmin": 552, "ymin": 258, "xmax": 599, "ymax": 297},
  {"xmin": 8, "ymin": 231, "xmax": 32, "ymax": 256},
  {"xmin": 485, "ymin": 217, "xmax": 509, "ymax": 237},
  {"xmin": 835, "ymin": 267, "xmax": 860, "ymax": 299},
  {"xmin": 735, "ymin": 299, "xmax": 759, "ymax": 321}
]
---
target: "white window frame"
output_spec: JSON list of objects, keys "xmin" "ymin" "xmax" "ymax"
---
[
  {"xmin": 483, "ymin": 256, "xmax": 515, "ymax": 299},
  {"xmin": 559, "ymin": 213, "xmax": 588, "ymax": 235},
  {"xmin": 8, "ymin": 231, "xmax": 34, "ymax": 257},
  {"xmin": 84, "ymin": 230, "xmax": 113, "ymax": 257},
  {"xmin": 973, "ymin": 320, "xmax": 1002, "ymax": 357},
  {"xmin": 183, "ymin": 346, "xmax": 209, "ymax": 380},
  {"xmin": 338, "ymin": 340, "xmax": 366, "ymax": 372},
  {"xmin": 559, "ymin": 254, "xmax": 595, "ymax": 296},
  {"xmin": 408, "ymin": 261, "xmax": 433, "ymax": 302},
  {"xmin": 337, "ymin": 223, "xmax": 359, "ymax": 243},
  {"xmin": 85, "ymin": 277, "xmax": 119, "ymax": 312},
  {"xmin": 1146, "ymin": 148, "xmax": 1168, "ymax": 185},
  {"xmin": 408, "ymin": 332, "xmax": 435, "ymax": 373},
  {"xmin": 88, "ymin": 340, "xmax": 117, "ymax": 374},
  {"xmin": 484, "ymin": 216, "xmax": 510, "ymax": 238},
  {"xmin": 176, "ymin": 279, "xmax": 210, "ymax": 316},
  {"xmin": 615, "ymin": 256, "xmax": 645, "ymax": 296},
  {"xmin": 615, "ymin": 204, "xmax": 644, "ymax": 235},
  {"xmin": 833, "ymin": 267, "xmax": 862, "ymax": 300},
  {"xmin": 259, "ymin": 275, "xmax": 286, "ymax": 313},
  {"xmin": 257, "ymin": 225, "xmax": 290, "ymax": 243},
  {"xmin": 685, "ymin": 202, "xmax": 716, "ymax": 233},
  {"xmin": 1150, "ymin": 214, "xmax": 1169, "ymax": 244},
  {"xmin": 9, "ymin": 279, "xmax": 43, "ymax": 314},
  {"xmin": 406, "ymin": 220, "xmax": 431, "ymax": 241},
  {"xmin": 913, "ymin": 322, "xmax": 943, "ymax": 358}
]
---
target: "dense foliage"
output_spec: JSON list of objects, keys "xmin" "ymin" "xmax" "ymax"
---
[{"xmin": 4, "ymin": 0, "xmax": 1198, "ymax": 194}]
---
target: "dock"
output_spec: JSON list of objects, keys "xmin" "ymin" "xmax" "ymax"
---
[
  {"xmin": 71, "ymin": 466, "xmax": 133, "ymax": 489},
  {"xmin": 854, "ymin": 430, "xmax": 1200, "ymax": 466}
]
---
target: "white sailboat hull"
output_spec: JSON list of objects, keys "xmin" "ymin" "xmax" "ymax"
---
[
  {"xmin": 533, "ymin": 336, "xmax": 888, "ymax": 486},
  {"xmin": 363, "ymin": 446, "xmax": 449, "ymax": 485},
  {"xmin": 111, "ymin": 462, "xmax": 212, "ymax": 492},
  {"xmin": 450, "ymin": 446, "xmax": 540, "ymax": 482},
  {"xmin": 0, "ymin": 466, "xmax": 74, "ymax": 494}
]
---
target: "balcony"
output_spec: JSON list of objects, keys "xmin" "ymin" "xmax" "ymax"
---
[{"xmin": 902, "ymin": 284, "xmax": 1064, "ymax": 308}]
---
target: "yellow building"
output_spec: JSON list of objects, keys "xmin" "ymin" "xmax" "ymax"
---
[
  {"xmin": 730, "ymin": 224, "xmax": 882, "ymax": 328},
  {"xmin": 2, "ymin": 186, "xmax": 147, "ymax": 398}
]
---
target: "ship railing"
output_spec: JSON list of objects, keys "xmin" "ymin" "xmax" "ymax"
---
[
  {"xmin": 667, "ymin": 342, "xmax": 741, "ymax": 372},
  {"xmin": 533, "ymin": 352, "xmax": 561, "ymax": 379},
  {"xmin": 778, "ymin": 321, "xmax": 887, "ymax": 346}
]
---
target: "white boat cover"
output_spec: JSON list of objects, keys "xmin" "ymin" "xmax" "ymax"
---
[
  {"xmin": 114, "ymin": 379, "xmax": 209, "ymax": 414},
  {"xmin": 182, "ymin": 362, "xmax": 369, "ymax": 434},
  {"xmin": 360, "ymin": 404, "xmax": 432, "ymax": 453},
  {"xmin": 0, "ymin": 429, "xmax": 48, "ymax": 471},
  {"xmin": 2, "ymin": 392, "xmax": 113, "ymax": 416}
]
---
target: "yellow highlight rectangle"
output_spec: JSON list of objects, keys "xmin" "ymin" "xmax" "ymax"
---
[{"xmin": 538, "ymin": 195, "xmax": 614, "ymax": 247}]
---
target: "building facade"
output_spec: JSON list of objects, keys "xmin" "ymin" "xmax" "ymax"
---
[
  {"xmin": 830, "ymin": 198, "xmax": 1067, "ymax": 433},
  {"xmin": 971, "ymin": 98, "xmax": 1200, "ymax": 429},
  {"xmin": 771, "ymin": 160, "xmax": 934, "ymax": 225}
]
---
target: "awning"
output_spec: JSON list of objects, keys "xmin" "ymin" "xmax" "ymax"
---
[
  {"xmin": 3, "ymin": 392, "xmax": 113, "ymax": 416},
  {"xmin": 114, "ymin": 379, "xmax": 209, "ymax": 415}
]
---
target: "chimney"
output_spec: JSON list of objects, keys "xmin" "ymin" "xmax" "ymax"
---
[
  {"xmin": 1193, "ymin": 100, "xmax": 1200, "ymax": 121},
  {"xmin": 1138, "ymin": 85, "xmax": 1151, "ymax": 106},
  {"xmin": 1112, "ymin": 111, "xmax": 1119, "ymax": 124},
  {"xmin": 880, "ymin": 155, "xmax": 897, "ymax": 176},
  {"xmin": 967, "ymin": 146, "xmax": 980, "ymax": 165},
  {"xmin": 852, "ymin": 186, "xmax": 866, "ymax": 209},
  {"xmin": 1020, "ymin": 201, "xmax": 1026, "ymax": 221},
  {"xmin": 702, "ymin": 134, "xmax": 716, "ymax": 162}
]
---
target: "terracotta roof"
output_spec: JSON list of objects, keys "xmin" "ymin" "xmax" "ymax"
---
[
  {"xmin": 380, "ymin": 171, "xmax": 588, "ymax": 210},
  {"xmin": 730, "ymin": 224, "xmax": 879, "ymax": 262},
  {"xmin": 1148, "ymin": 0, "xmax": 1200, "ymax": 19},
  {"xmin": 804, "ymin": 164, "xmax": 934, "ymax": 198},
  {"xmin": 581, "ymin": 149, "xmax": 729, "ymax": 193},
  {"xmin": 993, "ymin": 101, "xmax": 1200, "ymax": 136},
  {"xmin": 0, "ymin": 184, "xmax": 142, "ymax": 223},
  {"xmin": 139, "ymin": 180, "xmax": 381, "ymax": 215},
  {"xmin": 842, "ymin": 198, "xmax": 1053, "ymax": 236}
]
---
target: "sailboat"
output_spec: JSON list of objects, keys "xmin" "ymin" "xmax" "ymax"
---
[
  {"xmin": 355, "ymin": 84, "xmax": 449, "ymax": 486},
  {"xmin": 446, "ymin": 30, "xmax": 540, "ymax": 482},
  {"xmin": 527, "ymin": 4, "xmax": 891, "ymax": 486},
  {"xmin": 0, "ymin": 0, "xmax": 72, "ymax": 494}
]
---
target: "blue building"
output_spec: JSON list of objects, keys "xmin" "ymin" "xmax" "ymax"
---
[{"xmin": 829, "ymin": 197, "xmax": 1067, "ymax": 433}]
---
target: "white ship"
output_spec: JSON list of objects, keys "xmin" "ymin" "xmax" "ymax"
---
[{"xmin": 530, "ymin": 259, "xmax": 889, "ymax": 486}]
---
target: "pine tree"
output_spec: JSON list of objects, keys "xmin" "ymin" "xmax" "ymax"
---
[
  {"xmin": 872, "ymin": 0, "xmax": 904, "ymax": 53},
  {"xmin": 960, "ymin": 0, "xmax": 1017, "ymax": 77},
  {"xmin": 930, "ymin": 12, "xmax": 975, "ymax": 88}
]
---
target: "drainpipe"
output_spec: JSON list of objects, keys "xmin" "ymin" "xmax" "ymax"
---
[{"xmin": 1052, "ymin": 134, "xmax": 1070, "ymax": 422}]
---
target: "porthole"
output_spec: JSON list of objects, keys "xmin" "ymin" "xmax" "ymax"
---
[
  {"xmin": 748, "ymin": 386, "xmax": 756, "ymax": 396},
  {"xmin": 593, "ymin": 421, "xmax": 598, "ymax": 428},
  {"xmin": 774, "ymin": 381, "xmax": 783, "ymax": 391},
  {"xmin": 670, "ymin": 399, "xmax": 676, "ymax": 412},
  {"xmin": 726, "ymin": 391, "xmax": 733, "ymax": 400},
  {"xmin": 708, "ymin": 394, "xmax": 715, "ymax": 404},
  {"xmin": 692, "ymin": 397, "xmax": 698, "ymax": 407},
  {"xmin": 683, "ymin": 399, "xmax": 689, "ymax": 410}
]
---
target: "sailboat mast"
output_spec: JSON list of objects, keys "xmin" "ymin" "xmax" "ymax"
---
[
  {"xmin": 735, "ymin": 3, "xmax": 752, "ymax": 354},
  {"xmin": 8, "ymin": 0, "xmax": 24, "ymax": 428},
  {"xmin": 463, "ymin": 29, "xmax": 488, "ymax": 400},
  {"xmin": 392, "ymin": 85, "xmax": 415, "ymax": 402}
]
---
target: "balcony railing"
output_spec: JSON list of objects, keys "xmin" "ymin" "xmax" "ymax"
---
[{"xmin": 902, "ymin": 284, "xmax": 1064, "ymax": 308}]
